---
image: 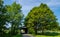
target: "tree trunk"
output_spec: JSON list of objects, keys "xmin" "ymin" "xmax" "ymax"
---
[
  {"xmin": 34, "ymin": 26, "xmax": 37, "ymax": 34},
  {"xmin": 35, "ymin": 29, "xmax": 37, "ymax": 34},
  {"xmin": 41, "ymin": 27, "xmax": 44, "ymax": 35}
]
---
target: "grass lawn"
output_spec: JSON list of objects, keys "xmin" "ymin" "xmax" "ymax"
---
[
  {"xmin": 35, "ymin": 35, "xmax": 60, "ymax": 37},
  {"xmin": 4, "ymin": 34, "xmax": 22, "ymax": 37},
  {"xmin": 13, "ymin": 34, "xmax": 22, "ymax": 37},
  {"xmin": 35, "ymin": 31, "xmax": 60, "ymax": 37}
]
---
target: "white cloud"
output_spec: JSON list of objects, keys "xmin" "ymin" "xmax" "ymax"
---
[
  {"xmin": 47, "ymin": 0, "xmax": 60, "ymax": 6},
  {"xmin": 16, "ymin": 0, "xmax": 60, "ymax": 7}
]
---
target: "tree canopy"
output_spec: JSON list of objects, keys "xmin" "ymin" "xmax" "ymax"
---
[
  {"xmin": 6, "ymin": 2, "xmax": 23, "ymax": 35},
  {"xmin": 0, "ymin": 0, "xmax": 7, "ymax": 36},
  {"xmin": 24, "ymin": 3, "xmax": 59, "ymax": 34},
  {"xmin": 0, "ymin": 0, "xmax": 23, "ymax": 37}
]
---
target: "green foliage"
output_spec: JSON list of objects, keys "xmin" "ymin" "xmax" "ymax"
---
[
  {"xmin": 6, "ymin": 2, "xmax": 23, "ymax": 35},
  {"xmin": 0, "ymin": 0, "xmax": 23, "ymax": 37},
  {"xmin": 0, "ymin": 0, "xmax": 7, "ymax": 36},
  {"xmin": 24, "ymin": 3, "xmax": 59, "ymax": 34}
]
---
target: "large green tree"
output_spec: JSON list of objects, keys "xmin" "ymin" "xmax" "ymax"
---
[
  {"xmin": 24, "ymin": 3, "xmax": 58, "ymax": 34},
  {"xmin": 6, "ymin": 2, "xmax": 23, "ymax": 35}
]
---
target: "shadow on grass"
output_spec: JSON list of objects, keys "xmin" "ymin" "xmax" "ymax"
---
[
  {"xmin": 0, "ymin": 34, "xmax": 22, "ymax": 37},
  {"xmin": 37, "ymin": 32, "xmax": 60, "ymax": 36}
]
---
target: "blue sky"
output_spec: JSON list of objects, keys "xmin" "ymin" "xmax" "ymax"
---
[{"xmin": 4, "ymin": 0, "xmax": 60, "ymax": 23}]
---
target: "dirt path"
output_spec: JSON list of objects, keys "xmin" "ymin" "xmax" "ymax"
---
[{"xmin": 22, "ymin": 34, "xmax": 34, "ymax": 37}]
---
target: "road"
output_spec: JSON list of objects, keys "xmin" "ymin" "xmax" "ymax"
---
[{"xmin": 22, "ymin": 34, "xmax": 34, "ymax": 37}]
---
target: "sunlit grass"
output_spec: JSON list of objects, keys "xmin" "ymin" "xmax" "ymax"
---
[
  {"xmin": 35, "ymin": 35, "xmax": 60, "ymax": 37},
  {"xmin": 35, "ymin": 31, "xmax": 60, "ymax": 37}
]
